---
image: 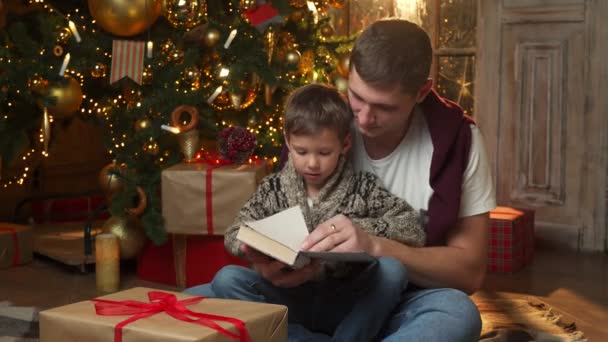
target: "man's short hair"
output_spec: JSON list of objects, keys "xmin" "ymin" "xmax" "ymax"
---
[
  {"xmin": 284, "ymin": 83, "xmax": 352, "ymax": 140},
  {"xmin": 350, "ymin": 18, "xmax": 432, "ymax": 95}
]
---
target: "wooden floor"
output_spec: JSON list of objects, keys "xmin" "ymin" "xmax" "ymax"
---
[{"xmin": 1, "ymin": 246, "xmax": 606, "ymax": 341}]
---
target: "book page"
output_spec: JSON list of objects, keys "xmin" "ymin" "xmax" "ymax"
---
[{"xmin": 244, "ymin": 206, "xmax": 309, "ymax": 252}]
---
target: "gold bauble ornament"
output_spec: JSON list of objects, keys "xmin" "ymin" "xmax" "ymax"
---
[
  {"xmin": 289, "ymin": 9, "xmax": 306, "ymax": 22},
  {"xmin": 143, "ymin": 138, "xmax": 160, "ymax": 155},
  {"xmin": 88, "ymin": 0, "xmax": 162, "ymax": 37},
  {"xmin": 91, "ymin": 62, "xmax": 107, "ymax": 78},
  {"xmin": 101, "ymin": 216, "xmax": 146, "ymax": 259},
  {"xmin": 163, "ymin": 0, "xmax": 207, "ymax": 29},
  {"xmin": 320, "ymin": 23, "xmax": 334, "ymax": 38},
  {"xmin": 329, "ymin": 0, "xmax": 347, "ymax": 9},
  {"xmin": 203, "ymin": 28, "xmax": 221, "ymax": 47},
  {"xmin": 285, "ymin": 49, "xmax": 301, "ymax": 66},
  {"xmin": 240, "ymin": 0, "xmax": 256, "ymax": 11},
  {"xmin": 42, "ymin": 76, "xmax": 83, "ymax": 119},
  {"xmin": 28, "ymin": 75, "xmax": 48, "ymax": 95},
  {"xmin": 134, "ymin": 118, "xmax": 152, "ymax": 132},
  {"xmin": 56, "ymin": 27, "xmax": 72, "ymax": 45},
  {"xmin": 289, "ymin": 0, "xmax": 307, "ymax": 8},
  {"xmin": 336, "ymin": 52, "xmax": 350, "ymax": 77},
  {"xmin": 99, "ymin": 162, "xmax": 125, "ymax": 198},
  {"xmin": 333, "ymin": 73, "xmax": 348, "ymax": 93}
]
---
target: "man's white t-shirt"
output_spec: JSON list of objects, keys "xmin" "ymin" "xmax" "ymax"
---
[{"xmin": 351, "ymin": 107, "xmax": 496, "ymax": 217}]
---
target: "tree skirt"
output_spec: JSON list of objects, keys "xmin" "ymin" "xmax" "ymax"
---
[{"xmin": 477, "ymin": 297, "xmax": 587, "ymax": 341}]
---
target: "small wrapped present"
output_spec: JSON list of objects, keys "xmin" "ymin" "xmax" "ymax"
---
[
  {"xmin": 40, "ymin": 287, "xmax": 287, "ymax": 342},
  {"xmin": 488, "ymin": 206, "xmax": 535, "ymax": 273},
  {"xmin": 137, "ymin": 234, "xmax": 247, "ymax": 288},
  {"xmin": 0, "ymin": 223, "xmax": 33, "ymax": 268},
  {"xmin": 162, "ymin": 161, "xmax": 267, "ymax": 235}
]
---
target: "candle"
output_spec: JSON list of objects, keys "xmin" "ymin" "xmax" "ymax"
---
[
  {"xmin": 146, "ymin": 41, "xmax": 153, "ymax": 58},
  {"xmin": 224, "ymin": 29, "xmax": 237, "ymax": 49},
  {"xmin": 160, "ymin": 124, "xmax": 180, "ymax": 134},
  {"xmin": 207, "ymin": 85, "xmax": 223, "ymax": 104},
  {"xmin": 95, "ymin": 234, "xmax": 120, "ymax": 293},
  {"xmin": 59, "ymin": 53, "xmax": 70, "ymax": 76},
  {"xmin": 68, "ymin": 21, "xmax": 82, "ymax": 43}
]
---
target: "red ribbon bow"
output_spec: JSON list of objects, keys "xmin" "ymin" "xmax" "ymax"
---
[
  {"xmin": 0, "ymin": 227, "xmax": 19, "ymax": 266},
  {"xmin": 92, "ymin": 291, "xmax": 251, "ymax": 342}
]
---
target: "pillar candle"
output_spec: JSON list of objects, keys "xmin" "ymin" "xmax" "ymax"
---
[{"xmin": 95, "ymin": 234, "xmax": 120, "ymax": 293}]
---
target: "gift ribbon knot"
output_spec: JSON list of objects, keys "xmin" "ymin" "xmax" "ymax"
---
[{"xmin": 92, "ymin": 291, "xmax": 251, "ymax": 342}]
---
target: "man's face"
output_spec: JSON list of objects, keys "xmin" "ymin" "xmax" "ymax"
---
[
  {"xmin": 286, "ymin": 128, "xmax": 350, "ymax": 194},
  {"xmin": 347, "ymin": 67, "xmax": 418, "ymax": 141}
]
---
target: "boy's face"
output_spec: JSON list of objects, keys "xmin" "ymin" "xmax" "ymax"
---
[{"xmin": 286, "ymin": 128, "xmax": 351, "ymax": 195}]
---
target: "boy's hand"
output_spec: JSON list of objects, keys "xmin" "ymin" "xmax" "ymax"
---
[
  {"xmin": 301, "ymin": 214, "xmax": 376, "ymax": 255},
  {"xmin": 240, "ymin": 244, "xmax": 322, "ymax": 288}
]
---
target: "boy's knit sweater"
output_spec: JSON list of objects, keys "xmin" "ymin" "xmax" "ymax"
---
[{"xmin": 224, "ymin": 156, "xmax": 426, "ymax": 267}]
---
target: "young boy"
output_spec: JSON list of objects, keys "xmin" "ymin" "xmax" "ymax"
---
[{"xmin": 204, "ymin": 84, "xmax": 426, "ymax": 341}]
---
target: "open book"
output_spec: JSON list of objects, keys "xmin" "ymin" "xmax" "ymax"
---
[{"xmin": 236, "ymin": 206, "xmax": 375, "ymax": 268}]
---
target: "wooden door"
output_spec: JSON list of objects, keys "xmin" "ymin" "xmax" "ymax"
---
[{"xmin": 476, "ymin": 0, "xmax": 607, "ymax": 252}]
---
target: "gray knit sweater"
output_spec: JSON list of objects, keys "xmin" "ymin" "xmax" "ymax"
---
[{"xmin": 225, "ymin": 157, "xmax": 426, "ymax": 263}]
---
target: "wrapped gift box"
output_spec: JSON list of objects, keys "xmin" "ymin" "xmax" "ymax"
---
[
  {"xmin": 137, "ymin": 234, "xmax": 248, "ymax": 288},
  {"xmin": 0, "ymin": 223, "xmax": 33, "ymax": 268},
  {"xmin": 162, "ymin": 162, "xmax": 267, "ymax": 235},
  {"xmin": 488, "ymin": 206, "xmax": 535, "ymax": 273},
  {"xmin": 40, "ymin": 287, "xmax": 287, "ymax": 342}
]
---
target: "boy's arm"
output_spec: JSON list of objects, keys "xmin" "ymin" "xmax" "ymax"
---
[{"xmin": 352, "ymin": 174, "xmax": 426, "ymax": 247}]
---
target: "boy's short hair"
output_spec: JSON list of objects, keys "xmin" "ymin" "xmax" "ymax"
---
[
  {"xmin": 350, "ymin": 18, "xmax": 432, "ymax": 96},
  {"xmin": 284, "ymin": 83, "xmax": 352, "ymax": 140}
]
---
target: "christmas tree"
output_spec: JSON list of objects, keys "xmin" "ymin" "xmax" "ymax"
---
[{"xmin": 0, "ymin": 0, "xmax": 353, "ymax": 244}]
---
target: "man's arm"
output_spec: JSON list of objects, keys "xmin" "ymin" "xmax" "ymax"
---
[
  {"xmin": 369, "ymin": 213, "xmax": 488, "ymax": 294},
  {"xmin": 302, "ymin": 212, "xmax": 488, "ymax": 294}
]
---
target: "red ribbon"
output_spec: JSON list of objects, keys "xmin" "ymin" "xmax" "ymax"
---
[
  {"xmin": 92, "ymin": 291, "xmax": 251, "ymax": 342},
  {"xmin": 0, "ymin": 227, "xmax": 20, "ymax": 266}
]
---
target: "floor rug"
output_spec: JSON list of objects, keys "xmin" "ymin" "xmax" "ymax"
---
[{"xmin": 477, "ymin": 297, "xmax": 587, "ymax": 341}]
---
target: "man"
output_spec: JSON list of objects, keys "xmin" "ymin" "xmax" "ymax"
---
[{"xmin": 187, "ymin": 19, "xmax": 495, "ymax": 341}]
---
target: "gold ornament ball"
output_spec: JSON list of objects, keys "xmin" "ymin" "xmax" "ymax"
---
[
  {"xmin": 240, "ymin": 0, "xmax": 257, "ymax": 11},
  {"xmin": 101, "ymin": 216, "xmax": 146, "ymax": 259},
  {"xmin": 320, "ymin": 24, "xmax": 334, "ymax": 38},
  {"xmin": 88, "ymin": 0, "xmax": 162, "ymax": 37},
  {"xmin": 99, "ymin": 162, "xmax": 125, "ymax": 198},
  {"xmin": 134, "ymin": 118, "xmax": 152, "ymax": 132},
  {"xmin": 289, "ymin": 0, "xmax": 307, "ymax": 8},
  {"xmin": 43, "ymin": 76, "xmax": 83, "ymax": 119},
  {"xmin": 56, "ymin": 27, "xmax": 72, "ymax": 45},
  {"xmin": 143, "ymin": 138, "xmax": 160, "ymax": 155},
  {"xmin": 91, "ymin": 62, "xmax": 107, "ymax": 78},
  {"xmin": 164, "ymin": 0, "xmax": 207, "ymax": 29},
  {"xmin": 336, "ymin": 53, "xmax": 350, "ymax": 77},
  {"xmin": 203, "ymin": 28, "xmax": 221, "ymax": 47},
  {"xmin": 285, "ymin": 49, "xmax": 301, "ymax": 65}
]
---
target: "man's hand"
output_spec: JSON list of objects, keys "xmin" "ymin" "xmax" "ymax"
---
[
  {"xmin": 240, "ymin": 244, "xmax": 322, "ymax": 288},
  {"xmin": 300, "ymin": 214, "xmax": 376, "ymax": 254}
]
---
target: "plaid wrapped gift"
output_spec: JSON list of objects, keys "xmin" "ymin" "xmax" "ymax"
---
[{"xmin": 488, "ymin": 206, "xmax": 535, "ymax": 273}]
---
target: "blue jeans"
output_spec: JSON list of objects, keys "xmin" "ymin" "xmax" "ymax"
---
[{"xmin": 185, "ymin": 261, "xmax": 481, "ymax": 341}]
